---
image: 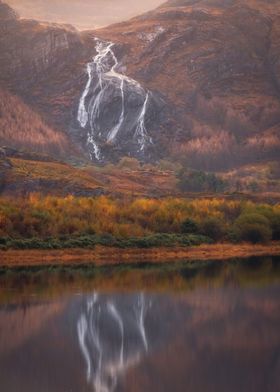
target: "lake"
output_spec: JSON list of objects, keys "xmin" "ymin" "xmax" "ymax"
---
[{"xmin": 0, "ymin": 256, "xmax": 280, "ymax": 392}]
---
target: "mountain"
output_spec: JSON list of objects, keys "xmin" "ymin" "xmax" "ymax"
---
[
  {"xmin": 91, "ymin": 0, "xmax": 280, "ymax": 169},
  {"xmin": 0, "ymin": 0, "xmax": 280, "ymax": 171}
]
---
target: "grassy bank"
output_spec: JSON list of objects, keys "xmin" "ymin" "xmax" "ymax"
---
[
  {"xmin": 0, "ymin": 243, "xmax": 279, "ymax": 268},
  {"xmin": 0, "ymin": 233, "xmax": 211, "ymax": 251}
]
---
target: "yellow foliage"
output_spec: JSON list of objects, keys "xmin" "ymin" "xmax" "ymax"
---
[{"xmin": 0, "ymin": 195, "xmax": 279, "ymax": 239}]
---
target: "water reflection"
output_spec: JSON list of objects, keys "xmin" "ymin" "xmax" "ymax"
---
[
  {"xmin": 77, "ymin": 293, "xmax": 151, "ymax": 392},
  {"xmin": 0, "ymin": 257, "xmax": 279, "ymax": 392}
]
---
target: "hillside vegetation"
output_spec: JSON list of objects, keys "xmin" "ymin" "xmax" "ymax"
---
[
  {"xmin": 0, "ymin": 89, "xmax": 71, "ymax": 157},
  {"xmin": 0, "ymin": 195, "xmax": 279, "ymax": 249},
  {"xmin": 0, "ymin": 153, "xmax": 103, "ymax": 197}
]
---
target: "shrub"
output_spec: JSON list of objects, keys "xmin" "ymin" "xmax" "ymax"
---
[
  {"xmin": 117, "ymin": 157, "xmax": 140, "ymax": 170},
  {"xmin": 235, "ymin": 223, "xmax": 272, "ymax": 244},
  {"xmin": 271, "ymin": 213, "xmax": 280, "ymax": 240},
  {"xmin": 181, "ymin": 219, "xmax": 199, "ymax": 234},
  {"xmin": 178, "ymin": 169, "xmax": 227, "ymax": 193},
  {"xmin": 233, "ymin": 213, "xmax": 272, "ymax": 243},
  {"xmin": 235, "ymin": 213, "xmax": 270, "ymax": 227},
  {"xmin": 98, "ymin": 234, "xmax": 117, "ymax": 246},
  {"xmin": 0, "ymin": 237, "xmax": 7, "ymax": 245},
  {"xmin": 199, "ymin": 217, "xmax": 225, "ymax": 241},
  {"xmin": 185, "ymin": 234, "xmax": 213, "ymax": 246}
]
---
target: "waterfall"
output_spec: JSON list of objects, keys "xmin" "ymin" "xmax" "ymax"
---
[
  {"xmin": 77, "ymin": 62, "xmax": 93, "ymax": 128},
  {"xmin": 77, "ymin": 38, "xmax": 152, "ymax": 161},
  {"xmin": 134, "ymin": 93, "xmax": 152, "ymax": 152},
  {"xmin": 107, "ymin": 78, "xmax": 125, "ymax": 143}
]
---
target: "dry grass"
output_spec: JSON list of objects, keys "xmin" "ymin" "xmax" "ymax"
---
[
  {"xmin": 6, "ymin": 157, "xmax": 103, "ymax": 196},
  {"xmin": 1, "ymin": 243, "xmax": 279, "ymax": 268},
  {"xmin": 4, "ymin": 157, "xmax": 178, "ymax": 197},
  {"xmin": 87, "ymin": 166, "xmax": 178, "ymax": 196}
]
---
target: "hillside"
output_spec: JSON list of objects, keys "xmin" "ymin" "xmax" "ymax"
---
[
  {"xmin": 0, "ymin": 1, "xmax": 87, "ymax": 149},
  {"xmin": 0, "ymin": 149, "xmax": 103, "ymax": 197},
  {"xmin": 0, "ymin": 148, "xmax": 179, "ymax": 197},
  {"xmin": 91, "ymin": 0, "xmax": 280, "ymax": 169},
  {"xmin": 1, "ymin": 148, "xmax": 279, "ymax": 200},
  {"xmin": 0, "ymin": 0, "xmax": 279, "ymax": 171},
  {"xmin": 0, "ymin": 88, "xmax": 71, "ymax": 157}
]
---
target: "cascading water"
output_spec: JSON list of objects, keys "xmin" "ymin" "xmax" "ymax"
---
[
  {"xmin": 134, "ymin": 93, "xmax": 152, "ymax": 152},
  {"xmin": 77, "ymin": 292, "xmax": 151, "ymax": 392},
  {"xmin": 77, "ymin": 38, "xmax": 152, "ymax": 161}
]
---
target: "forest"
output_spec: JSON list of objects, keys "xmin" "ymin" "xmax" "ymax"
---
[{"xmin": 0, "ymin": 195, "xmax": 279, "ymax": 249}]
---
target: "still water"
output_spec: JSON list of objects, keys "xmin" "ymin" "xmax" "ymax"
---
[{"xmin": 0, "ymin": 257, "xmax": 280, "ymax": 392}]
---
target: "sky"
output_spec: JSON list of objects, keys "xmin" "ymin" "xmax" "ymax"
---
[{"xmin": 6, "ymin": 0, "xmax": 165, "ymax": 30}]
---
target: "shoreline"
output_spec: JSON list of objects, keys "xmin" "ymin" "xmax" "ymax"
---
[{"xmin": 0, "ymin": 243, "xmax": 279, "ymax": 268}]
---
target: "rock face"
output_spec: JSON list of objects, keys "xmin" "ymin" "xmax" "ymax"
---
[
  {"xmin": 1, "ymin": 0, "xmax": 280, "ymax": 169},
  {"xmin": 0, "ymin": 1, "xmax": 86, "ymax": 136},
  {"xmin": 73, "ymin": 38, "xmax": 163, "ymax": 161}
]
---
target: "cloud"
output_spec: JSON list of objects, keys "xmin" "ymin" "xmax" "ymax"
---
[{"xmin": 5, "ymin": 0, "xmax": 164, "ymax": 29}]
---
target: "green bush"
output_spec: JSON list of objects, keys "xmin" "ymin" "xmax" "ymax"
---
[
  {"xmin": 236, "ymin": 223, "xmax": 272, "ymax": 244},
  {"xmin": 98, "ymin": 234, "xmax": 117, "ymax": 246},
  {"xmin": 233, "ymin": 213, "xmax": 272, "ymax": 243},
  {"xmin": 116, "ymin": 234, "xmax": 211, "ymax": 249},
  {"xmin": 271, "ymin": 213, "xmax": 280, "ymax": 240},
  {"xmin": 0, "ymin": 237, "xmax": 7, "ymax": 245},
  {"xmin": 199, "ymin": 218, "xmax": 225, "ymax": 241},
  {"xmin": 181, "ymin": 219, "xmax": 199, "ymax": 234},
  {"xmin": 187, "ymin": 234, "xmax": 213, "ymax": 246},
  {"xmin": 178, "ymin": 169, "xmax": 227, "ymax": 193}
]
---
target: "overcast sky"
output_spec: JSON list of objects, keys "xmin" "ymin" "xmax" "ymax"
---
[{"xmin": 6, "ymin": 0, "xmax": 164, "ymax": 30}]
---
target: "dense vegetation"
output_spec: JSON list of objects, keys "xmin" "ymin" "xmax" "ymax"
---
[{"xmin": 0, "ymin": 195, "xmax": 279, "ymax": 249}]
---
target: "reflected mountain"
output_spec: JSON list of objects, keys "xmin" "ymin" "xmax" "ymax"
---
[
  {"xmin": 0, "ymin": 265, "xmax": 279, "ymax": 392},
  {"xmin": 0, "ymin": 301, "xmax": 64, "ymax": 355}
]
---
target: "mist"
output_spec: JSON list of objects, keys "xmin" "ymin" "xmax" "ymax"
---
[{"xmin": 6, "ymin": 0, "xmax": 164, "ymax": 29}]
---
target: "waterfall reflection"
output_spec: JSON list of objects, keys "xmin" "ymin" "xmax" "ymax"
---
[{"xmin": 77, "ymin": 292, "xmax": 151, "ymax": 392}]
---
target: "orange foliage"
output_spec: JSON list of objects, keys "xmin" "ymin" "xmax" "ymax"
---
[
  {"xmin": 0, "ymin": 195, "xmax": 279, "ymax": 239},
  {"xmin": 0, "ymin": 88, "xmax": 69, "ymax": 156}
]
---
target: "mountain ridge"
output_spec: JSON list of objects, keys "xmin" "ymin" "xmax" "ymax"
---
[{"xmin": 0, "ymin": 0, "xmax": 279, "ymax": 171}]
